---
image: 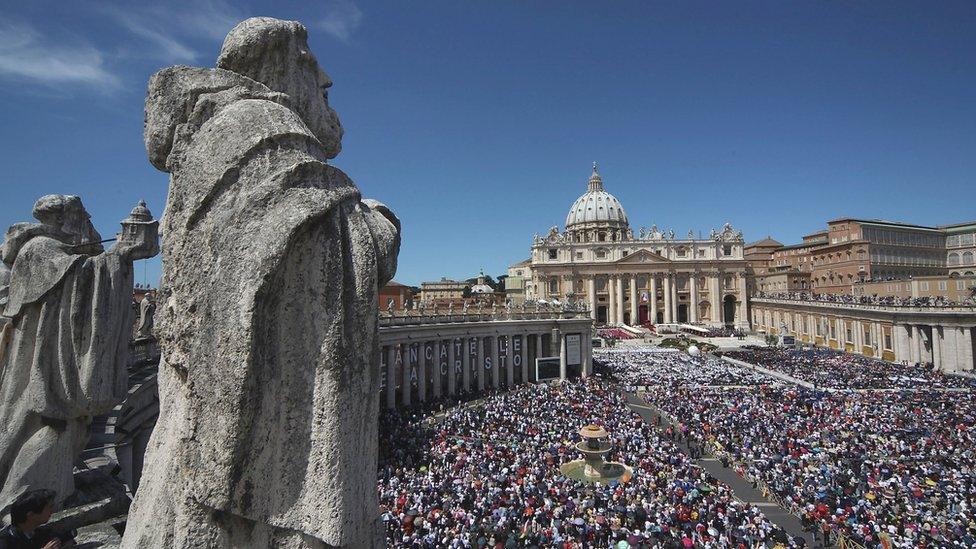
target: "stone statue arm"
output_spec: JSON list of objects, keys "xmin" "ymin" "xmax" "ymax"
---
[
  {"xmin": 109, "ymin": 229, "xmax": 159, "ymax": 262},
  {"xmin": 361, "ymin": 198, "xmax": 400, "ymax": 288}
]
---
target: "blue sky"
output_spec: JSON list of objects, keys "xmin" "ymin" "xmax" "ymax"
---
[{"xmin": 1, "ymin": 1, "xmax": 974, "ymax": 287}]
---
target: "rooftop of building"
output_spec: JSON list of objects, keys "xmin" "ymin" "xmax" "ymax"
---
[{"xmin": 745, "ymin": 236, "xmax": 783, "ymax": 249}]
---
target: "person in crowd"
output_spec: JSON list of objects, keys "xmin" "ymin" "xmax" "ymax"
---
[{"xmin": 0, "ymin": 490, "xmax": 73, "ymax": 549}]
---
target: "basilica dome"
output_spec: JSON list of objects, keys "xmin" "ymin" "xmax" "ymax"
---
[{"xmin": 565, "ymin": 164, "xmax": 629, "ymax": 230}]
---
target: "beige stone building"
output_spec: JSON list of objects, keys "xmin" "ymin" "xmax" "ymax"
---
[
  {"xmin": 526, "ymin": 165, "xmax": 749, "ymax": 328},
  {"xmin": 944, "ymin": 221, "xmax": 976, "ymax": 276},
  {"xmin": 419, "ymin": 277, "xmax": 466, "ymax": 304}
]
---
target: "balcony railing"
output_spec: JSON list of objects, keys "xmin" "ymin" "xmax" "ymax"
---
[{"xmin": 751, "ymin": 297, "xmax": 976, "ymax": 313}]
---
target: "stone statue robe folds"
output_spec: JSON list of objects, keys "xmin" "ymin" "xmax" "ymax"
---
[
  {"xmin": 0, "ymin": 236, "xmax": 133, "ymax": 509},
  {"xmin": 123, "ymin": 66, "xmax": 399, "ymax": 548}
]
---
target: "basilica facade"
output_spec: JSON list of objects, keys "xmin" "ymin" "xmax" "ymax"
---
[{"xmin": 525, "ymin": 165, "xmax": 750, "ymax": 328}]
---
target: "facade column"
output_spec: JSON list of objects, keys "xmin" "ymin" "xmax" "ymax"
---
[
  {"xmin": 629, "ymin": 275, "xmax": 638, "ymax": 326},
  {"xmin": 535, "ymin": 333, "xmax": 544, "ymax": 379},
  {"xmin": 689, "ymin": 274, "xmax": 699, "ymax": 323},
  {"xmin": 476, "ymin": 336, "xmax": 485, "ymax": 392},
  {"xmin": 448, "ymin": 338, "xmax": 457, "ymax": 396},
  {"xmin": 588, "ymin": 277, "xmax": 597, "ymax": 321},
  {"xmin": 607, "ymin": 277, "xmax": 616, "ymax": 326},
  {"xmin": 670, "ymin": 275, "xmax": 678, "ymax": 323},
  {"xmin": 737, "ymin": 274, "xmax": 748, "ymax": 329},
  {"xmin": 663, "ymin": 275, "xmax": 673, "ymax": 323},
  {"xmin": 616, "ymin": 273, "xmax": 626, "ymax": 325},
  {"xmin": 710, "ymin": 274, "xmax": 721, "ymax": 326},
  {"xmin": 582, "ymin": 331, "xmax": 592, "ymax": 377},
  {"xmin": 932, "ymin": 326, "xmax": 943, "ymax": 371},
  {"xmin": 490, "ymin": 335, "xmax": 500, "ymax": 388},
  {"xmin": 386, "ymin": 345, "xmax": 397, "ymax": 409},
  {"xmin": 649, "ymin": 275, "xmax": 658, "ymax": 325}
]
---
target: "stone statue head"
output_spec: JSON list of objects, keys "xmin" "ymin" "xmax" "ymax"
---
[
  {"xmin": 31, "ymin": 195, "xmax": 101, "ymax": 248},
  {"xmin": 217, "ymin": 17, "xmax": 343, "ymax": 158}
]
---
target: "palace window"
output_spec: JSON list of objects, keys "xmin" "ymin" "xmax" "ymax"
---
[
  {"xmin": 863, "ymin": 327, "xmax": 871, "ymax": 346},
  {"xmin": 884, "ymin": 333, "xmax": 892, "ymax": 350}
]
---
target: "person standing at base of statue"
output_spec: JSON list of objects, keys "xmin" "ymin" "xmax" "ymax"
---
[{"xmin": 0, "ymin": 196, "xmax": 158, "ymax": 513}]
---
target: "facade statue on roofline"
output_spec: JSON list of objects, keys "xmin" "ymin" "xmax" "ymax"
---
[
  {"xmin": 123, "ymin": 17, "xmax": 400, "ymax": 549},
  {"xmin": 0, "ymin": 195, "xmax": 158, "ymax": 512}
]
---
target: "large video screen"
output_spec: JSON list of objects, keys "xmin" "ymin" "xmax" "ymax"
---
[{"xmin": 535, "ymin": 357, "xmax": 561, "ymax": 381}]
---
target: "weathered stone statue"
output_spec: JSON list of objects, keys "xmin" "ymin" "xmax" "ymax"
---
[
  {"xmin": 123, "ymin": 17, "xmax": 400, "ymax": 549},
  {"xmin": 135, "ymin": 292, "xmax": 156, "ymax": 340},
  {"xmin": 0, "ymin": 195, "xmax": 158, "ymax": 511}
]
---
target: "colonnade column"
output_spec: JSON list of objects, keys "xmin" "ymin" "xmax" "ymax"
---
[
  {"xmin": 448, "ymin": 338, "xmax": 457, "ymax": 396},
  {"xmin": 958, "ymin": 327, "xmax": 974, "ymax": 372},
  {"xmin": 505, "ymin": 335, "xmax": 514, "ymax": 387},
  {"xmin": 559, "ymin": 331, "xmax": 567, "ymax": 380},
  {"xmin": 402, "ymin": 343, "xmax": 412, "ymax": 407},
  {"xmin": 649, "ymin": 276, "xmax": 658, "ymax": 325},
  {"xmin": 663, "ymin": 275, "xmax": 673, "ymax": 324},
  {"xmin": 462, "ymin": 338, "xmax": 472, "ymax": 392},
  {"xmin": 588, "ymin": 277, "xmax": 597, "ymax": 321},
  {"xmin": 689, "ymin": 275, "xmax": 699, "ymax": 323},
  {"xmin": 432, "ymin": 340, "xmax": 442, "ymax": 398},
  {"xmin": 490, "ymin": 335, "xmax": 500, "ymax": 388},
  {"xmin": 516, "ymin": 334, "xmax": 527, "ymax": 383},
  {"xmin": 476, "ymin": 336, "xmax": 485, "ymax": 391},
  {"xmin": 616, "ymin": 274, "xmax": 625, "ymax": 325},
  {"xmin": 418, "ymin": 343, "xmax": 428, "ymax": 403},
  {"xmin": 910, "ymin": 325, "xmax": 921, "ymax": 363},
  {"xmin": 386, "ymin": 345, "xmax": 397, "ymax": 409},
  {"xmin": 932, "ymin": 327, "xmax": 943, "ymax": 370},
  {"xmin": 629, "ymin": 275, "xmax": 638, "ymax": 326}
]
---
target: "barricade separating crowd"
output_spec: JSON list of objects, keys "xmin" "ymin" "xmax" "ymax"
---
[
  {"xmin": 377, "ymin": 378, "xmax": 787, "ymax": 548},
  {"xmin": 595, "ymin": 348, "xmax": 774, "ymax": 391},
  {"xmin": 721, "ymin": 347, "xmax": 976, "ymax": 390}
]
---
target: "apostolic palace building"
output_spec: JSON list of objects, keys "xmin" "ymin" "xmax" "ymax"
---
[{"xmin": 523, "ymin": 164, "xmax": 750, "ymax": 329}]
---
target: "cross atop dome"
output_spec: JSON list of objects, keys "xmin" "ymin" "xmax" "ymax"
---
[{"xmin": 587, "ymin": 161, "xmax": 604, "ymax": 192}]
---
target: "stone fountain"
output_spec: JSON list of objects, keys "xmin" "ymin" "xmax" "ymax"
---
[{"xmin": 559, "ymin": 424, "xmax": 633, "ymax": 485}]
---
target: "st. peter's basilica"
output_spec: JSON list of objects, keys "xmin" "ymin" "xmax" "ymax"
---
[{"xmin": 523, "ymin": 164, "xmax": 749, "ymax": 328}]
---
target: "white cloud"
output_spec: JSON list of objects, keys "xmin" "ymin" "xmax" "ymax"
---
[
  {"xmin": 318, "ymin": 0, "xmax": 363, "ymax": 42},
  {"xmin": 101, "ymin": 0, "xmax": 241, "ymax": 63},
  {"xmin": 0, "ymin": 20, "xmax": 119, "ymax": 88}
]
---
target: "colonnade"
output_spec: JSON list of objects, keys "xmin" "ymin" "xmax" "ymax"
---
[
  {"xmin": 751, "ymin": 298, "xmax": 976, "ymax": 373},
  {"xmin": 895, "ymin": 324, "xmax": 975, "ymax": 373},
  {"xmin": 379, "ymin": 319, "xmax": 594, "ymax": 408}
]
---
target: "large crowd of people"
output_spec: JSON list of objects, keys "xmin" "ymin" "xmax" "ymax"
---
[
  {"xmin": 645, "ymin": 385, "xmax": 976, "ymax": 548},
  {"xmin": 755, "ymin": 291, "xmax": 974, "ymax": 309},
  {"xmin": 596, "ymin": 348, "xmax": 773, "ymax": 390},
  {"xmin": 378, "ymin": 379, "xmax": 785, "ymax": 548},
  {"xmin": 722, "ymin": 347, "xmax": 976, "ymax": 390}
]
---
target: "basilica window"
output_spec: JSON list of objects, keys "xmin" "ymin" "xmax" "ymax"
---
[
  {"xmin": 598, "ymin": 232, "xmax": 606, "ymax": 242},
  {"xmin": 723, "ymin": 244, "xmax": 732, "ymax": 256},
  {"xmin": 547, "ymin": 249, "xmax": 557, "ymax": 260},
  {"xmin": 548, "ymin": 279, "xmax": 558, "ymax": 294},
  {"xmin": 575, "ymin": 251, "xmax": 583, "ymax": 260},
  {"xmin": 676, "ymin": 247, "xmax": 687, "ymax": 257},
  {"xmin": 596, "ymin": 249, "xmax": 607, "ymax": 259}
]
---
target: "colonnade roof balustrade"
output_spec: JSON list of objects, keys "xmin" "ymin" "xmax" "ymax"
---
[
  {"xmin": 379, "ymin": 306, "xmax": 592, "ymax": 328},
  {"xmin": 751, "ymin": 297, "xmax": 976, "ymax": 315}
]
